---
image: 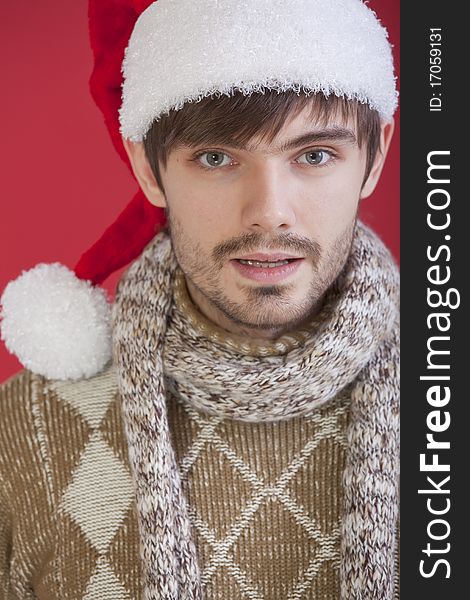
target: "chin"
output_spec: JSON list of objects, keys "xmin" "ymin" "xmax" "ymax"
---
[{"xmin": 223, "ymin": 297, "xmax": 316, "ymax": 332}]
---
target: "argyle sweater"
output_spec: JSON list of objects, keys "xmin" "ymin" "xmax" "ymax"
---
[{"xmin": 0, "ymin": 364, "xmax": 399, "ymax": 599}]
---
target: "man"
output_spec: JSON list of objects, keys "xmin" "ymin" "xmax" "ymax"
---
[{"xmin": 0, "ymin": 1, "xmax": 399, "ymax": 599}]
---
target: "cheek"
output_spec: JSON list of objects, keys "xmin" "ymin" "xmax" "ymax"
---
[
  {"xmin": 316, "ymin": 166, "xmax": 363, "ymax": 215},
  {"xmin": 168, "ymin": 191, "xmax": 237, "ymax": 255},
  {"xmin": 296, "ymin": 169, "xmax": 362, "ymax": 249},
  {"xmin": 166, "ymin": 163, "xmax": 240, "ymax": 228}
]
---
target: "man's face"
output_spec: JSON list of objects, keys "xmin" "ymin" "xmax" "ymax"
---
[{"xmin": 128, "ymin": 106, "xmax": 389, "ymax": 339}]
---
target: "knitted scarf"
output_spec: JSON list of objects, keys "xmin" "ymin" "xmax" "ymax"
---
[{"xmin": 112, "ymin": 221, "xmax": 400, "ymax": 600}]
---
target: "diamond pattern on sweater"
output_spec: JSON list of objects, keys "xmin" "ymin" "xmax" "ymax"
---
[
  {"xmin": 185, "ymin": 442, "xmax": 256, "ymax": 538},
  {"xmin": 107, "ymin": 505, "xmax": 143, "ymax": 598},
  {"xmin": 50, "ymin": 368, "xmax": 119, "ymax": 429},
  {"xmin": 1, "ymin": 359, "xmax": 390, "ymax": 600},
  {"xmin": 232, "ymin": 497, "xmax": 317, "ymax": 599},
  {"xmin": 60, "ymin": 512, "xmax": 100, "ymax": 599},
  {"xmin": 299, "ymin": 559, "xmax": 340, "ymax": 600},
  {"xmin": 60, "ymin": 431, "xmax": 134, "ymax": 553},
  {"xmin": 83, "ymin": 554, "xmax": 132, "ymax": 600},
  {"xmin": 50, "ymin": 366, "xmax": 136, "ymax": 599},
  {"xmin": 99, "ymin": 390, "xmax": 132, "ymax": 466},
  {"xmin": 170, "ymin": 393, "xmax": 349, "ymax": 599},
  {"xmin": 204, "ymin": 566, "xmax": 259, "ymax": 600},
  {"xmin": 216, "ymin": 411, "xmax": 327, "ymax": 483},
  {"xmin": 34, "ymin": 365, "xmax": 349, "ymax": 599},
  {"xmin": 167, "ymin": 385, "xmax": 217, "ymax": 464},
  {"xmin": 287, "ymin": 437, "xmax": 345, "ymax": 536},
  {"xmin": 40, "ymin": 383, "xmax": 92, "ymax": 504}
]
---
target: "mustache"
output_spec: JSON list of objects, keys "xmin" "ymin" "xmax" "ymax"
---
[{"xmin": 212, "ymin": 232, "xmax": 322, "ymax": 265}]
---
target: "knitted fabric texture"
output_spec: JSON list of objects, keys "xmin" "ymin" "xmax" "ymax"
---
[
  {"xmin": 0, "ymin": 364, "xmax": 372, "ymax": 598},
  {"xmin": 112, "ymin": 221, "xmax": 400, "ymax": 600}
]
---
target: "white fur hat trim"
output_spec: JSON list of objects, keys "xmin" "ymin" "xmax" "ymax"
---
[
  {"xmin": 120, "ymin": 0, "xmax": 398, "ymax": 141},
  {"xmin": 0, "ymin": 264, "xmax": 112, "ymax": 380}
]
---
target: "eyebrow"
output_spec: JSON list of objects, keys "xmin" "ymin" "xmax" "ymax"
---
[
  {"xmin": 184, "ymin": 127, "xmax": 358, "ymax": 155},
  {"xmin": 262, "ymin": 127, "xmax": 358, "ymax": 154}
]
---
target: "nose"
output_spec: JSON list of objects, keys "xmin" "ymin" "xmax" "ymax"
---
[{"xmin": 240, "ymin": 163, "xmax": 297, "ymax": 232}]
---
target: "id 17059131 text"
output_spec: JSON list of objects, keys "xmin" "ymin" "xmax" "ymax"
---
[{"xmin": 429, "ymin": 28, "xmax": 442, "ymax": 112}]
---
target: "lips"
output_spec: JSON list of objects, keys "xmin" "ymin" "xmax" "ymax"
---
[
  {"xmin": 235, "ymin": 253, "xmax": 302, "ymax": 262},
  {"xmin": 237, "ymin": 258, "xmax": 292, "ymax": 268},
  {"xmin": 230, "ymin": 254, "xmax": 304, "ymax": 283}
]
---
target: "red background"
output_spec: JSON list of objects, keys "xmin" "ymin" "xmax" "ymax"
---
[{"xmin": 0, "ymin": 0, "xmax": 400, "ymax": 382}]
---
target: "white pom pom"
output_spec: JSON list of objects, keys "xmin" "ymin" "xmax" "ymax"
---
[{"xmin": 0, "ymin": 263, "xmax": 112, "ymax": 380}]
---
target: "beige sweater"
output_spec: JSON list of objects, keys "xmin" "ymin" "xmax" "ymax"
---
[{"xmin": 0, "ymin": 358, "xmax": 365, "ymax": 600}]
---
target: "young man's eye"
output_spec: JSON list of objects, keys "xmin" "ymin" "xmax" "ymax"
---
[
  {"xmin": 196, "ymin": 151, "xmax": 233, "ymax": 169},
  {"xmin": 193, "ymin": 148, "xmax": 336, "ymax": 170},
  {"xmin": 296, "ymin": 149, "xmax": 334, "ymax": 166}
]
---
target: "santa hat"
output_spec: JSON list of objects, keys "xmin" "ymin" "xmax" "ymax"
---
[{"xmin": 0, "ymin": 0, "xmax": 397, "ymax": 380}]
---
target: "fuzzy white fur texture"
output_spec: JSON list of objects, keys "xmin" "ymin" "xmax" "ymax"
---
[
  {"xmin": 0, "ymin": 264, "xmax": 112, "ymax": 380},
  {"xmin": 120, "ymin": 0, "xmax": 398, "ymax": 141}
]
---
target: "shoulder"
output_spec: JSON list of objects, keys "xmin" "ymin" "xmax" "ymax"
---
[
  {"xmin": 0, "ymin": 364, "xmax": 121, "ymax": 482},
  {"xmin": 1, "ymin": 362, "xmax": 119, "ymax": 406},
  {"xmin": 0, "ymin": 369, "xmax": 36, "ymax": 440},
  {"xmin": 0, "ymin": 367, "xmax": 33, "ymax": 398},
  {"xmin": 40, "ymin": 362, "xmax": 120, "ymax": 422},
  {"xmin": 0, "ymin": 369, "xmax": 46, "ymax": 518},
  {"xmin": 0, "ymin": 363, "xmax": 119, "ymax": 421}
]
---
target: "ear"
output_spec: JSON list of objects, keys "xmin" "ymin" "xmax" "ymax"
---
[
  {"xmin": 360, "ymin": 118, "xmax": 395, "ymax": 199},
  {"xmin": 122, "ymin": 137, "xmax": 167, "ymax": 208}
]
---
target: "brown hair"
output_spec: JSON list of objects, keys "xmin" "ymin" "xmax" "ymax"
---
[{"xmin": 143, "ymin": 91, "xmax": 382, "ymax": 194}]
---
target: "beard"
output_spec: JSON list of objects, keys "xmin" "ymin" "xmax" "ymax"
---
[{"xmin": 167, "ymin": 211, "xmax": 356, "ymax": 335}]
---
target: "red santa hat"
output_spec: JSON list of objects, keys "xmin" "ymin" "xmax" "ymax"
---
[
  {"xmin": 0, "ymin": 0, "xmax": 397, "ymax": 380},
  {"xmin": 1, "ymin": 0, "xmax": 163, "ymax": 380}
]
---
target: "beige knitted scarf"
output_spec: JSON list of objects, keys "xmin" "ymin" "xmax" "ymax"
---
[{"xmin": 112, "ymin": 221, "xmax": 400, "ymax": 600}]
